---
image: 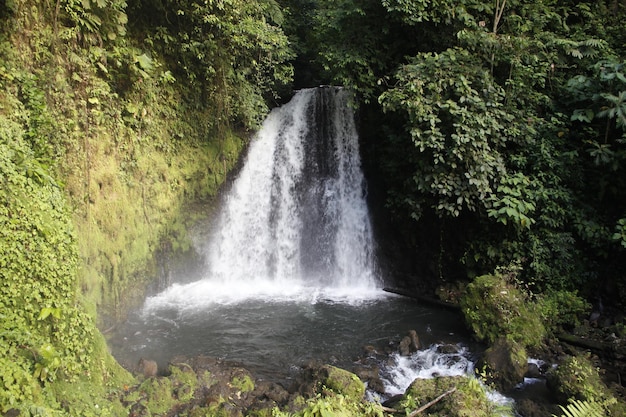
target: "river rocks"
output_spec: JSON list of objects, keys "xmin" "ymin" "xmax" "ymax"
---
[
  {"xmin": 255, "ymin": 380, "xmax": 290, "ymax": 403},
  {"xmin": 515, "ymin": 398, "xmax": 560, "ymax": 417},
  {"xmin": 353, "ymin": 363, "xmax": 385, "ymax": 394},
  {"xmin": 296, "ymin": 363, "xmax": 366, "ymax": 400},
  {"xmin": 478, "ymin": 337, "xmax": 528, "ymax": 392},
  {"xmin": 401, "ymin": 375, "xmax": 504, "ymax": 416},
  {"xmin": 525, "ymin": 361, "xmax": 543, "ymax": 379},
  {"xmin": 362, "ymin": 344, "xmax": 381, "ymax": 356},
  {"xmin": 323, "ymin": 365, "xmax": 366, "ymax": 399},
  {"xmin": 436, "ymin": 343, "xmax": 461, "ymax": 355},
  {"xmin": 137, "ymin": 357, "xmax": 158, "ymax": 378},
  {"xmin": 120, "ymin": 354, "xmax": 378, "ymax": 416},
  {"xmin": 399, "ymin": 329, "xmax": 421, "ymax": 356}
]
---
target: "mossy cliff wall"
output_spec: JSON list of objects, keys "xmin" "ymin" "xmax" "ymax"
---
[
  {"xmin": 0, "ymin": 1, "xmax": 264, "ymax": 413},
  {"xmin": 1, "ymin": 2, "xmax": 245, "ymax": 324}
]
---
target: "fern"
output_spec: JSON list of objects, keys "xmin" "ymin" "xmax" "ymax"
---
[{"xmin": 553, "ymin": 400, "xmax": 604, "ymax": 417}]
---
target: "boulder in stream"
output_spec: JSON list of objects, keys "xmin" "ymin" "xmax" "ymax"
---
[
  {"xmin": 137, "ymin": 358, "xmax": 158, "ymax": 379},
  {"xmin": 296, "ymin": 363, "xmax": 366, "ymax": 400},
  {"xmin": 399, "ymin": 329, "xmax": 421, "ymax": 356},
  {"xmin": 478, "ymin": 337, "xmax": 528, "ymax": 392},
  {"xmin": 397, "ymin": 375, "xmax": 510, "ymax": 416}
]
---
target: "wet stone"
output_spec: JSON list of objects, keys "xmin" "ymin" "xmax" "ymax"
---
[{"xmin": 399, "ymin": 330, "xmax": 420, "ymax": 356}]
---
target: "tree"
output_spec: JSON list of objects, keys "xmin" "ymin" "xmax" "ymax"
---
[
  {"xmin": 298, "ymin": 0, "xmax": 626, "ymax": 298},
  {"xmin": 128, "ymin": 0, "xmax": 294, "ymax": 129}
]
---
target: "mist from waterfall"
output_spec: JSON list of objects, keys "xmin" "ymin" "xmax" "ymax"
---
[{"xmin": 145, "ymin": 87, "xmax": 381, "ymax": 312}]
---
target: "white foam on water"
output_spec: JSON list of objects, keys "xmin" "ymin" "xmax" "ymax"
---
[
  {"xmin": 142, "ymin": 279, "xmax": 388, "ymax": 317},
  {"xmin": 377, "ymin": 344, "xmax": 514, "ymax": 413},
  {"xmin": 380, "ymin": 345, "xmax": 474, "ymax": 396}
]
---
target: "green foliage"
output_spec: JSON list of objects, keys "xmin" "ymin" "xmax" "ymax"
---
[
  {"xmin": 553, "ymin": 399, "xmax": 604, "ymax": 417},
  {"xmin": 298, "ymin": 0, "xmax": 626, "ymax": 305},
  {"xmin": 613, "ymin": 218, "xmax": 626, "ymax": 248},
  {"xmin": 380, "ymin": 0, "xmax": 457, "ymax": 25},
  {"xmin": 61, "ymin": 0, "xmax": 128, "ymax": 44},
  {"xmin": 0, "ymin": 113, "xmax": 133, "ymax": 413},
  {"xmin": 1, "ymin": 0, "xmax": 247, "ymax": 413},
  {"xmin": 380, "ymin": 47, "xmax": 511, "ymax": 218},
  {"xmin": 565, "ymin": 60, "xmax": 626, "ymax": 169},
  {"xmin": 460, "ymin": 266, "xmax": 546, "ymax": 348},
  {"xmin": 310, "ymin": 0, "xmax": 397, "ymax": 101},
  {"xmin": 274, "ymin": 392, "xmax": 384, "ymax": 417},
  {"xmin": 537, "ymin": 290, "xmax": 591, "ymax": 331},
  {"xmin": 547, "ymin": 354, "xmax": 623, "ymax": 415},
  {"xmin": 487, "ymin": 173, "xmax": 536, "ymax": 229},
  {"xmin": 401, "ymin": 375, "xmax": 512, "ymax": 416},
  {"xmin": 129, "ymin": 0, "xmax": 294, "ymax": 129},
  {"xmin": 231, "ymin": 374, "xmax": 255, "ymax": 393}
]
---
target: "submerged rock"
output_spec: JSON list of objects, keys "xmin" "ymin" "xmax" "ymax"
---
[
  {"xmin": 436, "ymin": 344, "xmax": 461, "ymax": 355},
  {"xmin": 525, "ymin": 361, "xmax": 542, "ymax": 379}
]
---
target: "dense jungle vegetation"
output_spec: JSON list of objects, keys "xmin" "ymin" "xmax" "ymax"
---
[
  {"xmin": 1, "ymin": 0, "xmax": 626, "ymax": 415},
  {"xmin": 289, "ymin": 0, "xmax": 626, "ymax": 305}
]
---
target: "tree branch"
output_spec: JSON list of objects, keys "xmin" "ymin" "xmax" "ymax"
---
[
  {"xmin": 407, "ymin": 387, "xmax": 457, "ymax": 416},
  {"xmin": 493, "ymin": 0, "xmax": 507, "ymax": 35}
]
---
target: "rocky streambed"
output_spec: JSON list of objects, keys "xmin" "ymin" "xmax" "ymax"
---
[
  {"xmin": 115, "ymin": 322, "xmax": 626, "ymax": 417},
  {"xmin": 117, "ymin": 329, "xmax": 517, "ymax": 416}
]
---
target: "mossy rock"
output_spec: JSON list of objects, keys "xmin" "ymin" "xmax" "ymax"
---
[
  {"xmin": 546, "ymin": 353, "xmax": 626, "ymax": 415},
  {"xmin": 231, "ymin": 374, "xmax": 255, "ymax": 393},
  {"xmin": 460, "ymin": 272, "xmax": 545, "ymax": 349},
  {"xmin": 402, "ymin": 376, "xmax": 509, "ymax": 416},
  {"xmin": 479, "ymin": 337, "xmax": 528, "ymax": 392},
  {"xmin": 547, "ymin": 354, "xmax": 606, "ymax": 403},
  {"xmin": 138, "ymin": 377, "xmax": 178, "ymax": 415},
  {"xmin": 169, "ymin": 364, "xmax": 200, "ymax": 402},
  {"xmin": 320, "ymin": 365, "xmax": 365, "ymax": 400}
]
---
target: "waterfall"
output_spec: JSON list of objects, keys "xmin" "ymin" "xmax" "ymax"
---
[{"xmin": 145, "ymin": 87, "xmax": 381, "ymax": 311}]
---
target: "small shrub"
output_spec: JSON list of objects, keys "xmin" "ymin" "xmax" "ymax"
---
[
  {"xmin": 294, "ymin": 392, "xmax": 384, "ymax": 417},
  {"xmin": 231, "ymin": 374, "xmax": 255, "ymax": 393},
  {"xmin": 537, "ymin": 290, "xmax": 590, "ymax": 331},
  {"xmin": 547, "ymin": 354, "xmax": 625, "ymax": 415},
  {"xmin": 548, "ymin": 354, "xmax": 606, "ymax": 403},
  {"xmin": 401, "ymin": 376, "xmax": 513, "ymax": 417}
]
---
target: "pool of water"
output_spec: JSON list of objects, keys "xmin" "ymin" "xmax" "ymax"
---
[{"xmin": 108, "ymin": 289, "xmax": 478, "ymax": 382}]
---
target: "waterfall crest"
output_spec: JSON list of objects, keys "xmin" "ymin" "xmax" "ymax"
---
[{"xmin": 145, "ymin": 87, "xmax": 380, "ymax": 310}]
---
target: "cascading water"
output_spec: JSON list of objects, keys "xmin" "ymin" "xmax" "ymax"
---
[
  {"xmin": 210, "ymin": 87, "xmax": 376, "ymax": 289},
  {"xmin": 145, "ymin": 87, "xmax": 379, "ymax": 310},
  {"xmin": 110, "ymin": 87, "xmax": 488, "ymax": 399}
]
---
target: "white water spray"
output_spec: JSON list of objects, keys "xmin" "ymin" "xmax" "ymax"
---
[
  {"xmin": 378, "ymin": 345, "xmax": 473, "ymax": 396},
  {"xmin": 145, "ymin": 87, "xmax": 381, "ymax": 312}
]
